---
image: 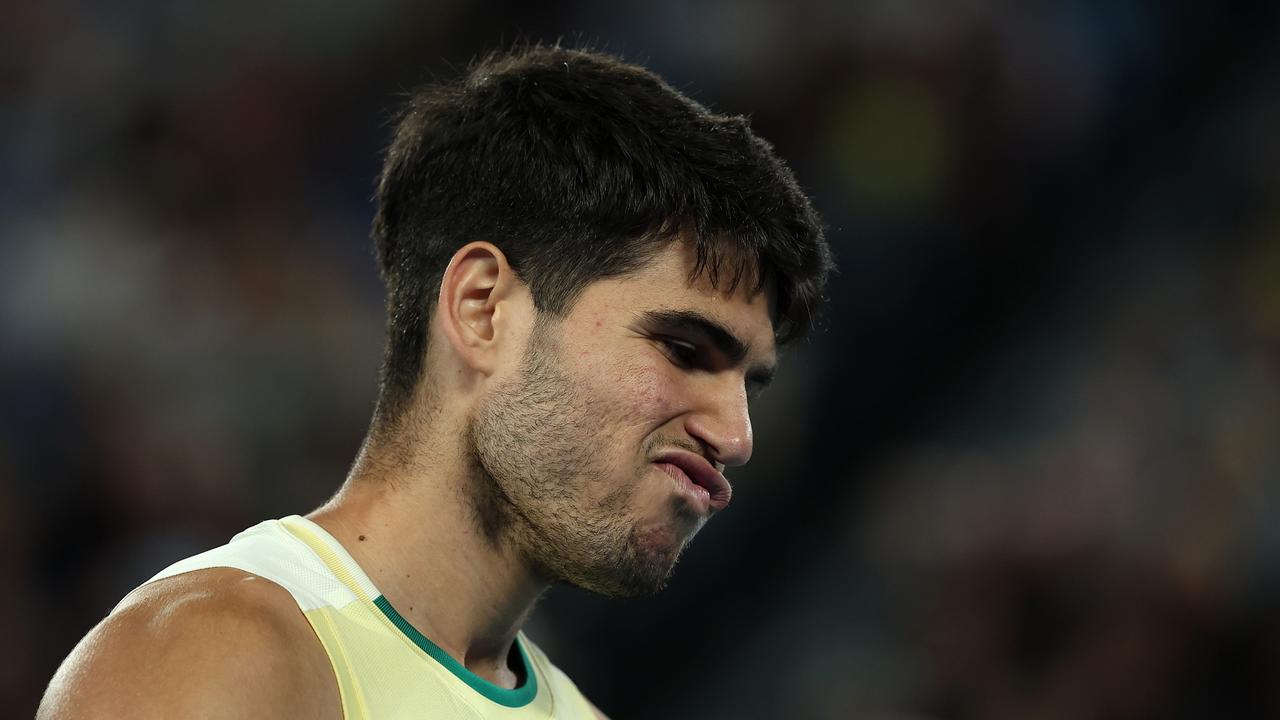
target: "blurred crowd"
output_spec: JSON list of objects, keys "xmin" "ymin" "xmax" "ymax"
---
[{"xmin": 3, "ymin": 1, "xmax": 1278, "ymax": 718}]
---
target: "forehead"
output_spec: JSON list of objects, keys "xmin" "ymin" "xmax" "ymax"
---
[{"xmin": 575, "ymin": 241, "xmax": 778, "ymax": 356}]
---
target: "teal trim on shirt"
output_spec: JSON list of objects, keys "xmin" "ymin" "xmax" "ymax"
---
[{"xmin": 372, "ymin": 595, "xmax": 538, "ymax": 708}]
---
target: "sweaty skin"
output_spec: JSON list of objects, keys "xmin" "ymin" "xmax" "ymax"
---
[{"xmin": 38, "ymin": 240, "xmax": 775, "ymax": 719}]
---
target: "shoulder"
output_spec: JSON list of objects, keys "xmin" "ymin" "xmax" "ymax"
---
[{"xmin": 38, "ymin": 567, "xmax": 341, "ymax": 720}]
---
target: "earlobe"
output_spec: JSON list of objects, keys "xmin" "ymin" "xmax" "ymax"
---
[{"xmin": 436, "ymin": 242, "xmax": 522, "ymax": 373}]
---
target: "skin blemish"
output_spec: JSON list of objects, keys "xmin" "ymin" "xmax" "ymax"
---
[{"xmin": 358, "ymin": 535, "xmax": 366, "ymax": 541}]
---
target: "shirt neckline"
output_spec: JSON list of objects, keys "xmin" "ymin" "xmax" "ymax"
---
[{"xmin": 278, "ymin": 514, "xmax": 540, "ymax": 708}]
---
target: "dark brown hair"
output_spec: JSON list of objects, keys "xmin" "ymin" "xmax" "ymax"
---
[{"xmin": 372, "ymin": 45, "xmax": 832, "ymax": 424}]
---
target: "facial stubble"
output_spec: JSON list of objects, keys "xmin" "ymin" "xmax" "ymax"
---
[{"xmin": 466, "ymin": 325, "xmax": 702, "ymax": 598}]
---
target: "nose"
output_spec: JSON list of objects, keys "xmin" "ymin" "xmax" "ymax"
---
[{"xmin": 684, "ymin": 382, "xmax": 754, "ymax": 468}]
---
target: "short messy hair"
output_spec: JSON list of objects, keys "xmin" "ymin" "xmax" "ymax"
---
[{"xmin": 372, "ymin": 44, "xmax": 832, "ymax": 424}]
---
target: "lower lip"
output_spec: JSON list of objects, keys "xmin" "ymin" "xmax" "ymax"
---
[{"xmin": 654, "ymin": 462, "xmax": 713, "ymax": 515}]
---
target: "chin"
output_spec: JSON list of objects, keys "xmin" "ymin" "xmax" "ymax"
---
[
  {"xmin": 569, "ymin": 526, "xmax": 688, "ymax": 598},
  {"xmin": 582, "ymin": 566, "xmax": 674, "ymax": 599},
  {"xmin": 619, "ymin": 525, "xmax": 690, "ymax": 595}
]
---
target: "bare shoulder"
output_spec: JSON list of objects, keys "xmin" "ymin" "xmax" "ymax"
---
[{"xmin": 38, "ymin": 567, "xmax": 341, "ymax": 720}]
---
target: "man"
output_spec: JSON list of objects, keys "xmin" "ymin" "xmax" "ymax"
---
[{"xmin": 38, "ymin": 45, "xmax": 831, "ymax": 719}]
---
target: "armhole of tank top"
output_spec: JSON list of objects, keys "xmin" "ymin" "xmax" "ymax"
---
[{"xmin": 125, "ymin": 523, "xmax": 354, "ymax": 719}]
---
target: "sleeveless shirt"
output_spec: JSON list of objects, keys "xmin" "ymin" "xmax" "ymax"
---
[{"xmin": 137, "ymin": 515, "xmax": 600, "ymax": 719}]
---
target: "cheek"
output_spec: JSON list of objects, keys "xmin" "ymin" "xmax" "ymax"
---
[
  {"xmin": 617, "ymin": 353, "xmax": 685, "ymax": 428},
  {"xmin": 577, "ymin": 350, "xmax": 680, "ymax": 427}
]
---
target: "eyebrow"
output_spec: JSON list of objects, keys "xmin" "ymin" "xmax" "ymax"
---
[{"xmin": 639, "ymin": 309, "xmax": 778, "ymax": 388}]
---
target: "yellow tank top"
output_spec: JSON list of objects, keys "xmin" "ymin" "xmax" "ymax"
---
[{"xmin": 143, "ymin": 515, "xmax": 599, "ymax": 719}]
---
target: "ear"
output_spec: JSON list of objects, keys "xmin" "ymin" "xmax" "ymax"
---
[{"xmin": 435, "ymin": 241, "xmax": 529, "ymax": 375}]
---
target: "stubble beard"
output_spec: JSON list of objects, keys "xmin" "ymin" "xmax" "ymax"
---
[{"xmin": 465, "ymin": 325, "xmax": 690, "ymax": 598}]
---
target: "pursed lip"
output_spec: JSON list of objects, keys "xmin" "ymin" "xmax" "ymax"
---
[{"xmin": 652, "ymin": 450, "xmax": 733, "ymax": 512}]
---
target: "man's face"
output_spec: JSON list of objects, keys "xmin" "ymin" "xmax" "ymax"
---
[{"xmin": 468, "ymin": 241, "xmax": 778, "ymax": 597}]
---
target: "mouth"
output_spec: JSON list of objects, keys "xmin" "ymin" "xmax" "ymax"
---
[{"xmin": 652, "ymin": 450, "xmax": 733, "ymax": 513}]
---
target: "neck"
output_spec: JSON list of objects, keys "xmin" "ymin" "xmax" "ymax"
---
[{"xmin": 307, "ymin": 431, "xmax": 548, "ymax": 689}]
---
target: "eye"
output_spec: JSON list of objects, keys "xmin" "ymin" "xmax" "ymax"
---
[{"xmin": 656, "ymin": 336, "xmax": 702, "ymax": 368}]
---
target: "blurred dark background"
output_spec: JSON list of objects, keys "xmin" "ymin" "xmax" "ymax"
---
[{"xmin": 4, "ymin": 1, "xmax": 1280, "ymax": 718}]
